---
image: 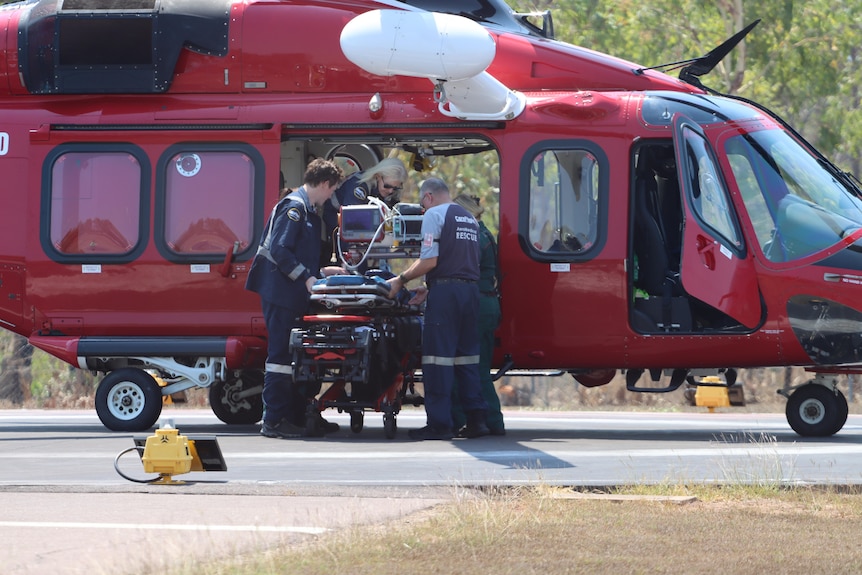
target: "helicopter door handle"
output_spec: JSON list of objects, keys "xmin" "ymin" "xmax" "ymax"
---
[
  {"xmin": 695, "ymin": 235, "xmax": 716, "ymax": 271},
  {"xmin": 219, "ymin": 240, "xmax": 241, "ymax": 277}
]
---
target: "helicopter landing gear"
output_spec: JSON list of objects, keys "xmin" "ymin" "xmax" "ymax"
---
[
  {"xmin": 784, "ymin": 380, "xmax": 848, "ymax": 437},
  {"xmin": 209, "ymin": 370, "xmax": 264, "ymax": 425},
  {"xmin": 95, "ymin": 368, "xmax": 163, "ymax": 431}
]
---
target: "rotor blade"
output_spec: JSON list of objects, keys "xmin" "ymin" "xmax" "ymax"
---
[{"xmin": 681, "ymin": 19, "xmax": 760, "ymax": 80}]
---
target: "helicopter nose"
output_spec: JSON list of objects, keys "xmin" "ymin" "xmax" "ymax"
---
[{"xmin": 787, "ymin": 294, "xmax": 862, "ymax": 364}]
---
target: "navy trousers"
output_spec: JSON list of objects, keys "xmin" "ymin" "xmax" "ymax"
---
[
  {"xmin": 260, "ymin": 300, "xmax": 307, "ymax": 425},
  {"xmin": 421, "ymin": 282, "xmax": 487, "ymax": 431}
]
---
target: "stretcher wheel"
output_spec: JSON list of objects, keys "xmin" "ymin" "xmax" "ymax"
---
[
  {"xmin": 304, "ymin": 403, "xmax": 326, "ymax": 437},
  {"xmin": 350, "ymin": 410, "xmax": 364, "ymax": 433},
  {"xmin": 383, "ymin": 412, "xmax": 397, "ymax": 439}
]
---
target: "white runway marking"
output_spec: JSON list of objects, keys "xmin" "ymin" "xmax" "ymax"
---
[
  {"xmin": 0, "ymin": 521, "xmax": 327, "ymax": 534},
  {"xmin": 0, "ymin": 443, "xmax": 859, "ymax": 461}
]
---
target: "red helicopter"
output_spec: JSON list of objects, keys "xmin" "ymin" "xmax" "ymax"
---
[{"xmin": 0, "ymin": 0, "xmax": 858, "ymax": 436}]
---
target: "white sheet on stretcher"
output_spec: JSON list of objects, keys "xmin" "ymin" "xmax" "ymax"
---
[{"xmin": 310, "ymin": 293, "xmax": 397, "ymax": 309}]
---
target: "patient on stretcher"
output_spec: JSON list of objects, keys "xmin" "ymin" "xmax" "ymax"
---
[{"xmin": 310, "ymin": 270, "xmax": 419, "ymax": 310}]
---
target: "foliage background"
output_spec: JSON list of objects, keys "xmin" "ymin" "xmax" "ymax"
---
[
  {"xmin": 511, "ymin": 0, "xmax": 862, "ymax": 175},
  {"xmin": 1, "ymin": 0, "xmax": 860, "ymax": 411}
]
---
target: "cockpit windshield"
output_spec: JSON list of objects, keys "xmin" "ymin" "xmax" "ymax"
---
[
  {"xmin": 642, "ymin": 92, "xmax": 762, "ymax": 127},
  {"xmin": 724, "ymin": 128, "xmax": 862, "ymax": 262}
]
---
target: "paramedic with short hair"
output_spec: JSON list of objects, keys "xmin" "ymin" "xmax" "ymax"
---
[
  {"xmin": 387, "ymin": 177, "xmax": 489, "ymax": 440},
  {"xmin": 246, "ymin": 158, "xmax": 343, "ymax": 439}
]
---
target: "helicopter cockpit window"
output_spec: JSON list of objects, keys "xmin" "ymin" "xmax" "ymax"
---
[
  {"xmin": 528, "ymin": 148, "xmax": 599, "ymax": 254},
  {"xmin": 725, "ymin": 128, "xmax": 862, "ymax": 262},
  {"xmin": 163, "ymin": 151, "xmax": 255, "ymax": 255},
  {"xmin": 641, "ymin": 93, "xmax": 761, "ymax": 128},
  {"xmin": 49, "ymin": 151, "xmax": 142, "ymax": 256},
  {"xmin": 680, "ymin": 126, "xmax": 741, "ymax": 249}
]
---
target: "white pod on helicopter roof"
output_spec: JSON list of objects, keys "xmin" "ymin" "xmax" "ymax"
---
[{"xmin": 340, "ymin": 9, "xmax": 496, "ymax": 81}]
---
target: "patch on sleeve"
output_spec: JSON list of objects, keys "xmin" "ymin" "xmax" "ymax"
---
[
  {"xmin": 287, "ymin": 207, "xmax": 302, "ymax": 222},
  {"xmin": 423, "ymin": 232, "xmax": 435, "ymax": 248},
  {"xmin": 353, "ymin": 186, "xmax": 367, "ymax": 201}
]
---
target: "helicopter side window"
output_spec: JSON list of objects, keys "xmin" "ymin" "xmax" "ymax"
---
[
  {"xmin": 163, "ymin": 151, "xmax": 256, "ymax": 255},
  {"xmin": 49, "ymin": 151, "xmax": 142, "ymax": 256},
  {"xmin": 680, "ymin": 127, "xmax": 741, "ymax": 249},
  {"xmin": 527, "ymin": 148, "xmax": 599, "ymax": 254}
]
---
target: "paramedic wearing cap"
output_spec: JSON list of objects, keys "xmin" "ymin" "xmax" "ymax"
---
[
  {"xmin": 387, "ymin": 177, "xmax": 489, "ymax": 440},
  {"xmin": 320, "ymin": 157, "xmax": 408, "ymax": 266},
  {"xmin": 246, "ymin": 158, "xmax": 343, "ymax": 439}
]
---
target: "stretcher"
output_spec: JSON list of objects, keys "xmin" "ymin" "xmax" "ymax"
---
[
  {"xmin": 289, "ymin": 274, "xmax": 423, "ymax": 438},
  {"xmin": 309, "ymin": 273, "xmax": 399, "ymax": 310}
]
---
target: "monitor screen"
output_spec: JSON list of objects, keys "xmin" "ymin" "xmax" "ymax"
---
[{"xmin": 340, "ymin": 205, "xmax": 382, "ymax": 241}]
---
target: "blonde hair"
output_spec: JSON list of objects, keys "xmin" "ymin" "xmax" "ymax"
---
[{"xmin": 358, "ymin": 157, "xmax": 408, "ymax": 186}]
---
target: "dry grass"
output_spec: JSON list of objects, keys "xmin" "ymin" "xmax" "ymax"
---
[{"xmin": 158, "ymin": 485, "xmax": 862, "ymax": 575}]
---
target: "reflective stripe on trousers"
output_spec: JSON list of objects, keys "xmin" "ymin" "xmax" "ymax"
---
[
  {"xmin": 422, "ymin": 354, "xmax": 480, "ymax": 366},
  {"xmin": 265, "ymin": 362, "xmax": 293, "ymax": 375}
]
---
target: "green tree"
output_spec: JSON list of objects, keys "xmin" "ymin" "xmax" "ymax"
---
[{"xmin": 512, "ymin": 0, "xmax": 862, "ymax": 173}]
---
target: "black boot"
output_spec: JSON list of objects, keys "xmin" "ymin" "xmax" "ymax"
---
[{"xmin": 462, "ymin": 410, "xmax": 490, "ymax": 438}]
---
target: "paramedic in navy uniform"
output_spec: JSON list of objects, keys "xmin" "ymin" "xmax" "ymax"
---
[
  {"xmin": 320, "ymin": 157, "xmax": 408, "ymax": 266},
  {"xmin": 246, "ymin": 158, "xmax": 343, "ymax": 439},
  {"xmin": 387, "ymin": 177, "xmax": 489, "ymax": 440}
]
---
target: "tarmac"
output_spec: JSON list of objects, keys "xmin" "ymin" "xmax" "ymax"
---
[{"xmin": 0, "ymin": 484, "xmax": 455, "ymax": 575}]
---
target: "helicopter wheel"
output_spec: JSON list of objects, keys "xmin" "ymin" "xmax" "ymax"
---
[
  {"xmin": 209, "ymin": 370, "xmax": 264, "ymax": 425},
  {"xmin": 785, "ymin": 383, "xmax": 848, "ymax": 437},
  {"xmin": 95, "ymin": 368, "xmax": 163, "ymax": 432}
]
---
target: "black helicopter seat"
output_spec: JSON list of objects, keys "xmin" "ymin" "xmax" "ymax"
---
[{"xmin": 632, "ymin": 155, "xmax": 692, "ymax": 333}]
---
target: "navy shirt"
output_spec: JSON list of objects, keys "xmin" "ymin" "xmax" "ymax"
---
[
  {"xmin": 245, "ymin": 188, "xmax": 321, "ymax": 311},
  {"xmin": 421, "ymin": 203, "xmax": 480, "ymax": 284}
]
